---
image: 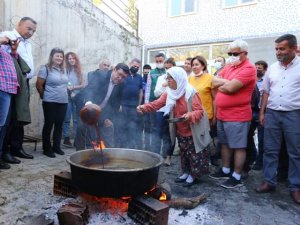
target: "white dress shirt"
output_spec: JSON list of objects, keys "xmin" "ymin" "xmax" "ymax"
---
[
  {"xmin": 0, "ymin": 29, "xmax": 34, "ymax": 79},
  {"xmin": 154, "ymin": 74, "xmax": 167, "ymax": 98},
  {"xmin": 263, "ymin": 56, "xmax": 300, "ymax": 111},
  {"xmin": 100, "ymin": 79, "xmax": 115, "ymax": 108}
]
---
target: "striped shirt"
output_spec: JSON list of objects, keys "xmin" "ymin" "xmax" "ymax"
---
[{"xmin": 0, "ymin": 48, "xmax": 19, "ymax": 94}]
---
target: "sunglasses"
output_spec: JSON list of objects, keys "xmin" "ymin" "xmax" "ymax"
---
[{"xmin": 228, "ymin": 52, "xmax": 244, "ymax": 57}]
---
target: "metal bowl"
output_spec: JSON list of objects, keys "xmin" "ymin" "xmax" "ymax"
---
[{"xmin": 67, "ymin": 148, "xmax": 163, "ymax": 197}]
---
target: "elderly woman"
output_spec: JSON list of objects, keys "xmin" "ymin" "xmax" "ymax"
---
[{"xmin": 137, "ymin": 67, "xmax": 211, "ymax": 187}]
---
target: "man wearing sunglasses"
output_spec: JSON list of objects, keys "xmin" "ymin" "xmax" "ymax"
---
[{"xmin": 209, "ymin": 39, "xmax": 256, "ymax": 189}]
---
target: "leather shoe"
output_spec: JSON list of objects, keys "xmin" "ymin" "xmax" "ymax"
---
[
  {"xmin": 11, "ymin": 149, "xmax": 34, "ymax": 159},
  {"xmin": 0, "ymin": 159, "xmax": 11, "ymax": 169},
  {"xmin": 43, "ymin": 149, "xmax": 56, "ymax": 158},
  {"xmin": 255, "ymin": 182, "xmax": 276, "ymax": 193},
  {"xmin": 290, "ymin": 190, "xmax": 300, "ymax": 204},
  {"xmin": 183, "ymin": 180, "xmax": 195, "ymax": 187},
  {"xmin": 175, "ymin": 177, "xmax": 186, "ymax": 183},
  {"xmin": 53, "ymin": 148, "xmax": 65, "ymax": 155},
  {"xmin": 2, "ymin": 153, "xmax": 21, "ymax": 164}
]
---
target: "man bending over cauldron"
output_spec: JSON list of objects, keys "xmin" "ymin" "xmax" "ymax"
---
[{"xmin": 74, "ymin": 63, "xmax": 130, "ymax": 150}]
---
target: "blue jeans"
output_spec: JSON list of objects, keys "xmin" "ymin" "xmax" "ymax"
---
[
  {"xmin": 75, "ymin": 118, "xmax": 114, "ymax": 150},
  {"xmin": 0, "ymin": 91, "xmax": 12, "ymax": 154},
  {"xmin": 263, "ymin": 108, "xmax": 300, "ymax": 191},
  {"xmin": 63, "ymin": 96, "xmax": 78, "ymax": 139},
  {"xmin": 153, "ymin": 112, "xmax": 173, "ymax": 157},
  {"xmin": 142, "ymin": 114, "xmax": 151, "ymax": 150},
  {"xmin": 148, "ymin": 112, "xmax": 159, "ymax": 153},
  {"xmin": 118, "ymin": 106, "xmax": 143, "ymax": 149}
]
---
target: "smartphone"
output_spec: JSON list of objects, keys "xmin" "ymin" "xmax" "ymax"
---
[{"xmin": 8, "ymin": 37, "xmax": 20, "ymax": 46}]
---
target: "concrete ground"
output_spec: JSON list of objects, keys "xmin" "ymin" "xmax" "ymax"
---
[{"xmin": 0, "ymin": 142, "xmax": 299, "ymax": 225}]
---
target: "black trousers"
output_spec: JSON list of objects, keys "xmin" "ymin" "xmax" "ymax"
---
[
  {"xmin": 4, "ymin": 79, "xmax": 30, "ymax": 152},
  {"xmin": 3, "ymin": 123, "xmax": 24, "ymax": 153},
  {"xmin": 42, "ymin": 102, "xmax": 67, "ymax": 150}
]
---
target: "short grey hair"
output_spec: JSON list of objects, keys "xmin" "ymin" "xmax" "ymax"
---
[
  {"xmin": 131, "ymin": 58, "xmax": 141, "ymax": 64},
  {"xmin": 228, "ymin": 39, "xmax": 249, "ymax": 52},
  {"xmin": 100, "ymin": 59, "xmax": 111, "ymax": 65}
]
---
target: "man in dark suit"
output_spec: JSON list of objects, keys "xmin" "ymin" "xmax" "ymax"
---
[
  {"xmin": 74, "ymin": 63, "xmax": 129, "ymax": 150},
  {"xmin": 86, "ymin": 59, "xmax": 111, "ymax": 85}
]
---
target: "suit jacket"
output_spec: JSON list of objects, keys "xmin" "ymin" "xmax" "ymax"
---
[
  {"xmin": 75, "ymin": 69, "xmax": 124, "ymax": 124},
  {"xmin": 12, "ymin": 56, "xmax": 31, "ymax": 125}
]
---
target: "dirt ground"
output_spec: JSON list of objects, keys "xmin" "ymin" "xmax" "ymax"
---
[{"xmin": 0, "ymin": 142, "xmax": 299, "ymax": 225}]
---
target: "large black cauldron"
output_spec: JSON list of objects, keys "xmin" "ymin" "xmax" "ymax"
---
[{"xmin": 67, "ymin": 148, "xmax": 163, "ymax": 197}]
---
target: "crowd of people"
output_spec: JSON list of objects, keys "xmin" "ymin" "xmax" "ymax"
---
[{"xmin": 1, "ymin": 17, "xmax": 300, "ymax": 205}]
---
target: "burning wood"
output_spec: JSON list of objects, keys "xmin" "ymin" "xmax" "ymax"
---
[
  {"xmin": 57, "ymin": 203, "xmax": 89, "ymax": 225},
  {"xmin": 145, "ymin": 185, "xmax": 172, "ymax": 201},
  {"xmin": 167, "ymin": 194, "xmax": 207, "ymax": 209},
  {"xmin": 80, "ymin": 193, "xmax": 130, "ymax": 214}
]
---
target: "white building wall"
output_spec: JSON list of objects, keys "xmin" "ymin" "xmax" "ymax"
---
[
  {"xmin": 138, "ymin": 0, "xmax": 300, "ymax": 46},
  {"xmin": 0, "ymin": 0, "xmax": 142, "ymax": 137}
]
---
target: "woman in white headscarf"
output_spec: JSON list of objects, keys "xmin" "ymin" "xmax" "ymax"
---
[{"xmin": 137, "ymin": 67, "xmax": 211, "ymax": 187}]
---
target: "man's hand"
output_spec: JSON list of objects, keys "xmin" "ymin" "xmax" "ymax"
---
[
  {"xmin": 259, "ymin": 113, "xmax": 265, "ymax": 126},
  {"xmin": 210, "ymin": 117, "xmax": 216, "ymax": 127},
  {"xmin": 0, "ymin": 36, "xmax": 10, "ymax": 45},
  {"xmin": 212, "ymin": 76, "xmax": 228, "ymax": 88},
  {"xmin": 85, "ymin": 101, "xmax": 92, "ymax": 105},
  {"xmin": 10, "ymin": 38, "xmax": 20, "ymax": 54},
  {"xmin": 136, "ymin": 105, "xmax": 144, "ymax": 114},
  {"xmin": 104, "ymin": 119, "xmax": 113, "ymax": 127}
]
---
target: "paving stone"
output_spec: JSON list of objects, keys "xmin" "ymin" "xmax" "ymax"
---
[{"xmin": 0, "ymin": 143, "xmax": 299, "ymax": 225}]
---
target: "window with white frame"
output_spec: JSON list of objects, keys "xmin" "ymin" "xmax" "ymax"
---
[
  {"xmin": 223, "ymin": 0, "xmax": 257, "ymax": 8},
  {"xmin": 169, "ymin": 0, "xmax": 196, "ymax": 17},
  {"xmin": 147, "ymin": 43, "xmax": 230, "ymax": 73}
]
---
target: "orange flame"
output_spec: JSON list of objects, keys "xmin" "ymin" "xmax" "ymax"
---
[
  {"xmin": 80, "ymin": 193, "xmax": 129, "ymax": 213},
  {"xmin": 91, "ymin": 140, "xmax": 106, "ymax": 150},
  {"xmin": 159, "ymin": 192, "xmax": 167, "ymax": 201}
]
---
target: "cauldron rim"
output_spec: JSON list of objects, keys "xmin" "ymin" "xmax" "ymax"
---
[{"xmin": 66, "ymin": 148, "xmax": 163, "ymax": 172}]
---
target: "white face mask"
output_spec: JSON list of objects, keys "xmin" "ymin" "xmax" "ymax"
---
[
  {"xmin": 156, "ymin": 63, "xmax": 164, "ymax": 69},
  {"xmin": 214, "ymin": 62, "xmax": 223, "ymax": 70},
  {"xmin": 227, "ymin": 56, "xmax": 240, "ymax": 65}
]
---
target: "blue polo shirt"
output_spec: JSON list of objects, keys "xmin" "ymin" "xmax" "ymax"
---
[{"xmin": 121, "ymin": 73, "xmax": 143, "ymax": 107}]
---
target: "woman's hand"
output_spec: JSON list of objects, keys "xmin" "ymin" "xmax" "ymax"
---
[{"xmin": 181, "ymin": 113, "xmax": 190, "ymax": 121}]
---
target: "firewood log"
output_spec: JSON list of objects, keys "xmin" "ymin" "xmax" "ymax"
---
[{"xmin": 167, "ymin": 194, "xmax": 207, "ymax": 209}]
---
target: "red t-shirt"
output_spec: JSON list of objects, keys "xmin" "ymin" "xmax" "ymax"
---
[{"xmin": 215, "ymin": 59, "xmax": 256, "ymax": 121}]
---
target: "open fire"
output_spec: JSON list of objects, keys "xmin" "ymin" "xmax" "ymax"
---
[
  {"xmin": 80, "ymin": 193, "xmax": 130, "ymax": 214},
  {"xmin": 91, "ymin": 140, "xmax": 106, "ymax": 150}
]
